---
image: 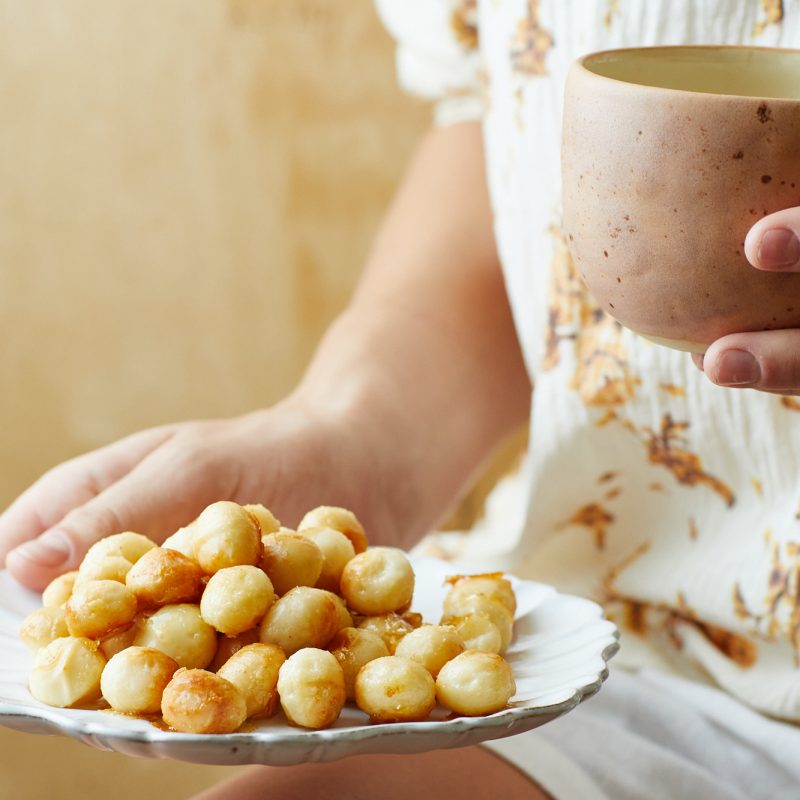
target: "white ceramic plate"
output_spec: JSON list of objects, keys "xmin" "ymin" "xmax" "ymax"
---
[{"xmin": 0, "ymin": 557, "xmax": 618, "ymax": 766}]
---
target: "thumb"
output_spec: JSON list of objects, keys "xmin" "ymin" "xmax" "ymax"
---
[{"xmin": 745, "ymin": 207, "xmax": 800, "ymax": 272}]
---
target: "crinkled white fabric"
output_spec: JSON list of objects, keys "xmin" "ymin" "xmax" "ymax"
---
[{"xmin": 486, "ymin": 667, "xmax": 800, "ymax": 800}]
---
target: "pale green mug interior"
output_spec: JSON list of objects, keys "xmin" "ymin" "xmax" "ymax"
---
[{"xmin": 583, "ymin": 46, "xmax": 800, "ymax": 100}]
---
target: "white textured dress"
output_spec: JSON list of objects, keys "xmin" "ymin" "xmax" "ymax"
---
[{"xmin": 376, "ymin": 1, "xmax": 800, "ymax": 797}]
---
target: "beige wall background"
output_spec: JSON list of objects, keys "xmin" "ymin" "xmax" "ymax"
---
[{"xmin": 0, "ymin": 1, "xmax": 431, "ymax": 797}]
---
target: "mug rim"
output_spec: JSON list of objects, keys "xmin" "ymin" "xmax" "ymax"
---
[{"xmin": 574, "ymin": 44, "xmax": 800, "ymax": 104}]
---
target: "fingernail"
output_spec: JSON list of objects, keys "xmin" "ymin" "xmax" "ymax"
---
[
  {"xmin": 714, "ymin": 349, "xmax": 760, "ymax": 387},
  {"xmin": 757, "ymin": 228, "xmax": 800, "ymax": 270},
  {"xmin": 691, "ymin": 352, "xmax": 704, "ymax": 371},
  {"xmin": 12, "ymin": 531, "xmax": 72, "ymax": 567}
]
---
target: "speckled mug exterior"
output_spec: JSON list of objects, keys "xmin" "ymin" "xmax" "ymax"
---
[{"xmin": 562, "ymin": 46, "xmax": 800, "ymax": 352}]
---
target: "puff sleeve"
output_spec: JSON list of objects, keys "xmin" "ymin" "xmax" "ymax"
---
[{"xmin": 374, "ymin": 0, "xmax": 484, "ymax": 126}]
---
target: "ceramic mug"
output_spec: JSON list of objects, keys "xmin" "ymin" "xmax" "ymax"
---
[{"xmin": 562, "ymin": 46, "xmax": 800, "ymax": 353}]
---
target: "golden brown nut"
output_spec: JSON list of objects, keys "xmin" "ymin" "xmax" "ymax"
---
[
  {"xmin": 208, "ymin": 628, "xmax": 260, "ymax": 672},
  {"xmin": 125, "ymin": 547, "xmax": 205, "ymax": 608},
  {"xmin": 19, "ymin": 606, "xmax": 69, "ymax": 652},
  {"xmin": 192, "ymin": 501, "xmax": 262, "ymax": 574},
  {"xmin": 200, "ymin": 565, "xmax": 275, "ymax": 636},
  {"xmin": 259, "ymin": 586, "xmax": 338, "ymax": 655},
  {"xmin": 298, "ymin": 506, "xmax": 368, "ymax": 553},
  {"xmin": 78, "ymin": 532, "xmax": 156, "ymax": 584},
  {"xmin": 356, "ymin": 613, "xmax": 414, "ymax": 654},
  {"xmin": 328, "ymin": 627, "xmax": 389, "ymax": 699},
  {"xmin": 260, "ymin": 532, "xmax": 323, "ymax": 596},
  {"xmin": 217, "ymin": 643, "xmax": 286, "ymax": 719},
  {"xmin": 435, "ymin": 651, "xmax": 516, "ymax": 716},
  {"xmin": 442, "ymin": 594, "xmax": 513, "ymax": 652},
  {"xmin": 394, "ymin": 625, "xmax": 464, "ymax": 677},
  {"xmin": 65, "ymin": 580, "xmax": 138, "ymax": 640},
  {"xmin": 276, "ymin": 648, "xmax": 345, "ymax": 729},
  {"xmin": 29, "ymin": 637, "xmax": 106, "ymax": 708},
  {"xmin": 161, "ymin": 525, "xmax": 196, "ymax": 559},
  {"xmin": 297, "ymin": 527, "xmax": 355, "ymax": 592},
  {"xmin": 243, "ymin": 504, "xmax": 281, "ymax": 536},
  {"xmin": 340, "ymin": 548, "xmax": 415, "ymax": 615},
  {"xmin": 401, "ymin": 610, "xmax": 424, "ymax": 629},
  {"xmin": 354, "ymin": 655, "xmax": 435, "ymax": 722},
  {"xmin": 444, "ymin": 573, "xmax": 517, "ymax": 615},
  {"xmin": 323, "ymin": 591, "xmax": 354, "ymax": 632},
  {"xmin": 133, "ymin": 604, "xmax": 217, "ymax": 669},
  {"xmin": 439, "ymin": 613, "xmax": 502, "ymax": 654},
  {"xmin": 98, "ymin": 622, "xmax": 140, "ymax": 660},
  {"xmin": 161, "ymin": 668, "xmax": 247, "ymax": 734},
  {"xmin": 100, "ymin": 646, "xmax": 179, "ymax": 715},
  {"xmin": 41, "ymin": 571, "xmax": 79, "ymax": 608}
]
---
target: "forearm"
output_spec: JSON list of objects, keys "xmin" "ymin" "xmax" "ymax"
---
[{"xmin": 295, "ymin": 122, "xmax": 531, "ymax": 544}]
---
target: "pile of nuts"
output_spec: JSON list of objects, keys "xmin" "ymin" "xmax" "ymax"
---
[{"xmin": 20, "ymin": 502, "xmax": 516, "ymax": 733}]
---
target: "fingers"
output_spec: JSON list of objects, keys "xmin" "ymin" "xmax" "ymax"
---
[
  {"xmin": 0, "ymin": 425, "xmax": 177, "ymax": 576},
  {"xmin": 699, "ymin": 330, "xmax": 800, "ymax": 392},
  {"xmin": 5, "ymin": 427, "xmax": 234, "ymax": 590},
  {"xmin": 745, "ymin": 208, "xmax": 800, "ymax": 272}
]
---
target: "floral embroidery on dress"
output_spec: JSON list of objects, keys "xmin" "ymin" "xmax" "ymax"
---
[
  {"xmin": 780, "ymin": 396, "xmax": 800, "ymax": 411},
  {"xmin": 450, "ymin": 0, "xmax": 479, "ymax": 50},
  {"xmin": 559, "ymin": 501, "xmax": 615, "ymax": 549},
  {"xmin": 596, "ymin": 412, "xmax": 735, "ymax": 505},
  {"xmin": 733, "ymin": 540, "xmax": 800, "ymax": 664},
  {"xmin": 542, "ymin": 228, "xmax": 640, "ymax": 405},
  {"xmin": 510, "ymin": 0, "xmax": 554, "ymax": 76},
  {"xmin": 642, "ymin": 415, "xmax": 736, "ymax": 507},
  {"xmin": 604, "ymin": 0, "xmax": 621, "ymax": 30},
  {"xmin": 753, "ymin": 0, "xmax": 784, "ymax": 36},
  {"xmin": 659, "ymin": 383, "xmax": 686, "ymax": 397}
]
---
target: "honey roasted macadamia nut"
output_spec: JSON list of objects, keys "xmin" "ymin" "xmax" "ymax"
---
[
  {"xmin": 200, "ymin": 566, "xmax": 275, "ymax": 636},
  {"xmin": 101, "ymin": 646, "xmax": 179, "ymax": 715},
  {"xmin": 192, "ymin": 501, "xmax": 262, "ymax": 574},
  {"xmin": 276, "ymin": 648, "xmax": 345, "ymax": 729},
  {"xmin": 260, "ymin": 532, "xmax": 323, "ymax": 596},
  {"xmin": 442, "ymin": 594, "xmax": 514, "ymax": 652},
  {"xmin": 297, "ymin": 527, "xmax": 355, "ymax": 592},
  {"xmin": 78, "ymin": 532, "xmax": 156, "ymax": 584},
  {"xmin": 356, "ymin": 613, "xmax": 414, "ymax": 654},
  {"xmin": 161, "ymin": 668, "xmax": 247, "ymax": 734},
  {"xmin": 217, "ymin": 643, "xmax": 286, "ymax": 719},
  {"xmin": 328, "ymin": 627, "xmax": 389, "ymax": 699},
  {"xmin": 340, "ymin": 547, "xmax": 415, "ymax": 615},
  {"xmin": 208, "ymin": 628, "xmax": 260, "ymax": 672},
  {"xmin": 439, "ymin": 613, "xmax": 502, "ymax": 655},
  {"xmin": 134, "ymin": 604, "xmax": 217, "ymax": 669},
  {"xmin": 394, "ymin": 625, "xmax": 464, "ymax": 677},
  {"xmin": 243, "ymin": 504, "xmax": 281, "ymax": 536},
  {"xmin": 325, "ymin": 592, "xmax": 354, "ymax": 632},
  {"xmin": 41, "ymin": 571, "xmax": 79, "ymax": 608},
  {"xmin": 19, "ymin": 606, "xmax": 69, "ymax": 652},
  {"xmin": 29, "ymin": 637, "xmax": 106, "ymax": 708},
  {"xmin": 98, "ymin": 623, "xmax": 139, "ymax": 660},
  {"xmin": 298, "ymin": 506, "xmax": 368, "ymax": 553},
  {"xmin": 354, "ymin": 655, "xmax": 435, "ymax": 722},
  {"xmin": 435, "ymin": 651, "xmax": 516, "ymax": 716},
  {"xmin": 445, "ymin": 574, "xmax": 516, "ymax": 616},
  {"xmin": 161, "ymin": 526, "xmax": 196, "ymax": 559},
  {"xmin": 125, "ymin": 548, "xmax": 205, "ymax": 608},
  {"xmin": 65, "ymin": 580, "xmax": 138, "ymax": 640},
  {"xmin": 259, "ymin": 587, "xmax": 338, "ymax": 655}
]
